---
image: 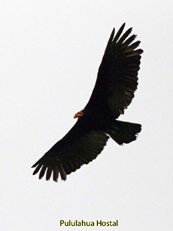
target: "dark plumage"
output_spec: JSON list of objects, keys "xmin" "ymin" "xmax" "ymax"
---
[{"xmin": 32, "ymin": 23, "xmax": 143, "ymax": 182}]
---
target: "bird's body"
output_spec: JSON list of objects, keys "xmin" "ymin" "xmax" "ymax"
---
[{"xmin": 32, "ymin": 23, "xmax": 143, "ymax": 182}]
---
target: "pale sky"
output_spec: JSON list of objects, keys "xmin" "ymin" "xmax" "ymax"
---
[{"xmin": 1, "ymin": 1, "xmax": 173, "ymax": 231}]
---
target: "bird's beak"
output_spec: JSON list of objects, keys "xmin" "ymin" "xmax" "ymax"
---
[{"xmin": 74, "ymin": 111, "xmax": 84, "ymax": 118}]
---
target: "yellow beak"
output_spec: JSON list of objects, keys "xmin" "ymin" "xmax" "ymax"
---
[{"xmin": 74, "ymin": 111, "xmax": 84, "ymax": 118}]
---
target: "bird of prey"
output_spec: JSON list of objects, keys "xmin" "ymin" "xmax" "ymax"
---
[{"xmin": 32, "ymin": 23, "xmax": 143, "ymax": 182}]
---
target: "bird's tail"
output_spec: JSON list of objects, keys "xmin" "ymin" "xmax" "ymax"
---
[{"xmin": 107, "ymin": 120, "xmax": 141, "ymax": 145}]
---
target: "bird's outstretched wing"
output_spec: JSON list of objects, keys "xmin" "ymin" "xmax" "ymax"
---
[
  {"xmin": 32, "ymin": 118, "xmax": 109, "ymax": 181},
  {"xmin": 84, "ymin": 23, "xmax": 143, "ymax": 118}
]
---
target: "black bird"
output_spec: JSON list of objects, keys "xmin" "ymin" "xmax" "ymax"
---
[{"xmin": 32, "ymin": 23, "xmax": 143, "ymax": 182}]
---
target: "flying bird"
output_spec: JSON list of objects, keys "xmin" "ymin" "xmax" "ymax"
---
[{"xmin": 32, "ymin": 23, "xmax": 143, "ymax": 182}]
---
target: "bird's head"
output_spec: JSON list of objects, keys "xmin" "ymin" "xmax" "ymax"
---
[{"xmin": 74, "ymin": 110, "xmax": 84, "ymax": 119}]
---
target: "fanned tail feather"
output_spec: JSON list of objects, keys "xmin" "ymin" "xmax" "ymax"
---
[{"xmin": 108, "ymin": 120, "xmax": 141, "ymax": 145}]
